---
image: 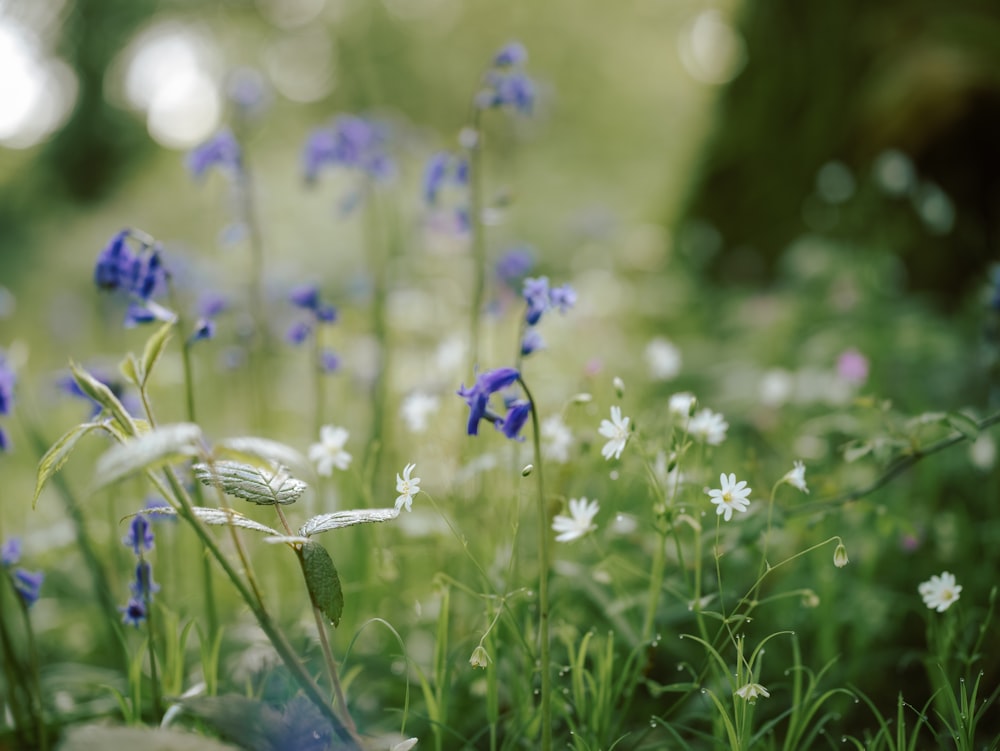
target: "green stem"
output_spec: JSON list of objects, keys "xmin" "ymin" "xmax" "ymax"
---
[
  {"xmin": 467, "ymin": 111, "xmax": 486, "ymax": 372},
  {"xmin": 142, "ymin": 562, "xmax": 163, "ymax": 719},
  {"xmin": 518, "ymin": 375, "xmax": 551, "ymax": 751},
  {"xmin": 0, "ymin": 575, "xmax": 33, "ymax": 749}
]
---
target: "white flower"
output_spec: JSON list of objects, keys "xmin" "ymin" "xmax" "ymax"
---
[
  {"xmin": 598, "ymin": 406, "xmax": 630, "ymax": 460},
  {"xmin": 782, "ymin": 461, "xmax": 809, "ymax": 493},
  {"xmin": 668, "ymin": 391, "xmax": 696, "ymax": 418},
  {"xmin": 308, "ymin": 425, "xmax": 352, "ymax": 476},
  {"xmin": 541, "ymin": 414, "xmax": 573, "ymax": 463},
  {"xmin": 688, "ymin": 408, "xmax": 728, "ymax": 446},
  {"xmin": 645, "ymin": 337, "xmax": 682, "ymax": 381},
  {"xmin": 400, "ymin": 392, "xmax": 440, "ymax": 433},
  {"xmin": 395, "ymin": 463, "xmax": 420, "ymax": 512},
  {"xmin": 469, "ymin": 644, "xmax": 492, "ymax": 669},
  {"xmin": 706, "ymin": 473, "xmax": 751, "ymax": 522},
  {"xmin": 919, "ymin": 571, "xmax": 962, "ymax": 612},
  {"xmin": 552, "ymin": 497, "xmax": 600, "ymax": 542},
  {"xmin": 735, "ymin": 682, "xmax": 770, "ymax": 702}
]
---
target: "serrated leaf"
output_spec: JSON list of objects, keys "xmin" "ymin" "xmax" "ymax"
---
[
  {"xmin": 70, "ymin": 361, "xmax": 137, "ymax": 437},
  {"xmin": 33, "ymin": 421, "xmax": 104, "ymax": 508},
  {"xmin": 215, "ymin": 437, "xmax": 308, "ymax": 471},
  {"xmin": 141, "ymin": 319, "xmax": 176, "ymax": 387},
  {"xmin": 142, "ymin": 505, "xmax": 281, "ymax": 536},
  {"xmin": 95, "ymin": 423, "xmax": 203, "ymax": 488},
  {"xmin": 193, "ymin": 461, "xmax": 307, "ymax": 505},
  {"xmin": 301, "ymin": 541, "xmax": 344, "ymax": 627},
  {"xmin": 946, "ymin": 412, "xmax": 979, "ymax": 441},
  {"xmin": 298, "ymin": 507, "xmax": 400, "ymax": 537}
]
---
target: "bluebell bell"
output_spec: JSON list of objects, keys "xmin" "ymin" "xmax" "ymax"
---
[
  {"xmin": 496, "ymin": 247, "xmax": 534, "ymax": 289},
  {"xmin": 12, "ymin": 568, "xmax": 43, "ymax": 608},
  {"xmin": 1, "ymin": 538, "xmax": 21, "ymax": 566},
  {"xmin": 290, "ymin": 284, "xmax": 321, "ymax": 311},
  {"xmin": 94, "ymin": 230, "xmax": 171, "ymax": 326},
  {"xmin": 493, "ymin": 41, "xmax": 528, "ymax": 68},
  {"xmin": 521, "ymin": 329, "xmax": 545, "ymax": 357},
  {"xmin": 0, "ymin": 426, "xmax": 8, "ymax": 453},
  {"xmin": 94, "ymin": 230, "xmax": 134, "ymax": 292},
  {"xmin": 187, "ymin": 129, "xmax": 243, "ymax": 180},
  {"xmin": 457, "ymin": 367, "xmax": 520, "ymax": 436},
  {"xmin": 130, "ymin": 560, "xmax": 159, "ymax": 599},
  {"xmin": 303, "ymin": 115, "xmax": 395, "ymax": 185},
  {"xmin": 285, "ymin": 320, "xmax": 313, "ymax": 346},
  {"xmin": 0, "ymin": 357, "xmax": 13, "ymax": 415},
  {"xmin": 123, "ymin": 515, "xmax": 154, "ymax": 556},
  {"xmin": 189, "ymin": 319, "xmax": 216, "ymax": 343},
  {"xmin": 523, "ymin": 276, "xmax": 550, "ymax": 325},
  {"xmin": 320, "ymin": 349, "xmax": 341, "ymax": 373},
  {"xmin": 549, "ymin": 284, "xmax": 576, "ymax": 314},
  {"xmin": 477, "ymin": 71, "xmax": 535, "ymax": 115},
  {"xmin": 120, "ymin": 597, "xmax": 147, "ymax": 627},
  {"xmin": 500, "ymin": 400, "xmax": 531, "ymax": 441},
  {"xmin": 422, "ymin": 152, "xmax": 469, "ymax": 204}
]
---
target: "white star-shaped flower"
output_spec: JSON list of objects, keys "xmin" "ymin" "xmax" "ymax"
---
[
  {"xmin": 541, "ymin": 414, "xmax": 573, "ymax": 463},
  {"xmin": 782, "ymin": 460, "xmax": 809, "ymax": 493},
  {"xmin": 706, "ymin": 472, "xmax": 751, "ymax": 521},
  {"xmin": 919, "ymin": 571, "xmax": 962, "ymax": 612},
  {"xmin": 552, "ymin": 497, "xmax": 599, "ymax": 542},
  {"xmin": 688, "ymin": 408, "xmax": 728, "ymax": 446},
  {"xmin": 668, "ymin": 391, "xmax": 696, "ymax": 418},
  {"xmin": 308, "ymin": 425, "xmax": 352, "ymax": 476},
  {"xmin": 395, "ymin": 462, "xmax": 420, "ymax": 512},
  {"xmin": 735, "ymin": 682, "xmax": 770, "ymax": 702},
  {"xmin": 598, "ymin": 406, "xmax": 630, "ymax": 461}
]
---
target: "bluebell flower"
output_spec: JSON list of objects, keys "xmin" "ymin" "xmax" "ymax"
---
[
  {"xmin": 549, "ymin": 284, "xmax": 576, "ymax": 313},
  {"xmin": 286, "ymin": 321, "xmax": 313, "ymax": 346},
  {"xmin": 12, "ymin": 568, "xmax": 43, "ymax": 608},
  {"xmin": 189, "ymin": 293, "xmax": 228, "ymax": 344},
  {"xmin": 123, "ymin": 515, "xmax": 154, "ymax": 556},
  {"xmin": 1, "ymin": 538, "xmax": 21, "ymax": 567},
  {"xmin": 496, "ymin": 247, "xmax": 534, "ymax": 289},
  {"xmin": 94, "ymin": 230, "xmax": 172, "ymax": 327},
  {"xmin": 130, "ymin": 560, "xmax": 159, "ymax": 599},
  {"xmin": 225, "ymin": 67, "xmax": 270, "ymax": 120},
  {"xmin": 523, "ymin": 276, "xmax": 550, "ymax": 325},
  {"xmin": 493, "ymin": 41, "xmax": 528, "ymax": 68},
  {"xmin": 500, "ymin": 400, "xmax": 531, "ymax": 441},
  {"xmin": 290, "ymin": 284, "xmax": 321, "ymax": 310},
  {"xmin": 302, "ymin": 115, "xmax": 395, "ymax": 185},
  {"xmin": 120, "ymin": 597, "xmax": 147, "ymax": 627},
  {"xmin": 0, "ymin": 354, "xmax": 13, "ymax": 415},
  {"xmin": 189, "ymin": 319, "xmax": 216, "ymax": 343},
  {"xmin": 0, "ymin": 426, "xmax": 9, "ymax": 453},
  {"xmin": 187, "ymin": 129, "xmax": 243, "ymax": 180},
  {"xmin": 457, "ymin": 367, "xmax": 520, "ymax": 436},
  {"xmin": 521, "ymin": 329, "xmax": 545, "ymax": 357},
  {"xmin": 320, "ymin": 349, "xmax": 341, "ymax": 373},
  {"xmin": 423, "ymin": 152, "xmax": 469, "ymax": 204}
]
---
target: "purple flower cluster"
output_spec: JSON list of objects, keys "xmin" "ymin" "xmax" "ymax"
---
[
  {"xmin": 187, "ymin": 129, "xmax": 243, "ymax": 180},
  {"xmin": 475, "ymin": 41, "xmax": 535, "ymax": 115},
  {"xmin": 1, "ymin": 538, "xmax": 44, "ymax": 608},
  {"xmin": 93, "ymin": 230, "xmax": 172, "ymax": 327},
  {"xmin": 457, "ymin": 367, "xmax": 531, "ymax": 440},
  {"xmin": 302, "ymin": 115, "xmax": 395, "ymax": 185},
  {"xmin": 286, "ymin": 284, "xmax": 339, "ymax": 373},
  {"xmin": 520, "ymin": 276, "xmax": 576, "ymax": 357},
  {"xmin": 120, "ymin": 515, "xmax": 158, "ymax": 628},
  {"xmin": 0, "ymin": 351, "xmax": 14, "ymax": 452}
]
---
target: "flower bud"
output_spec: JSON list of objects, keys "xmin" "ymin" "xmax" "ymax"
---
[
  {"xmin": 469, "ymin": 644, "xmax": 492, "ymax": 669},
  {"xmin": 833, "ymin": 542, "xmax": 849, "ymax": 568}
]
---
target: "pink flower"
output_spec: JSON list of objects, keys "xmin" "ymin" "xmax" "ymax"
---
[{"xmin": 837, "ymin": 348, "xmax": 869, "ymax": 385}]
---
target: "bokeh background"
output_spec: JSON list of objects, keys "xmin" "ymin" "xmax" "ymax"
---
[{"xmin": 3, "ymin": 0, "xmax": 1000, "ymax": 746}]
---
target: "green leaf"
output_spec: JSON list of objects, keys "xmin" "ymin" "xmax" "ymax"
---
[
  {"xmin": 141, "ymin": 319, "xmax": 176, "ymax": 387},
  {"xmin": 94, "ymin": 423, "xmax": 203, "ymax": 488},
  {"xmin": 301, "ymin": 541, "xmax": 344, "ymax": 627},
  {"xmin": 119, "ymin": 353, "xmax": 142, "ymax": 389},
  {"xmin": 298, "ymin": 507, "xmax": 400, "ymax": 537},
  {"xmin": 193, "ymin": 461, "xmax": 307, "ymax": 505},
  {"xmin": 141, "ymin": 505, "xmax": 281, "ymax": 536},
  {"xmin": 33, "ymin": 421, "xmax": 104, "ymax": 508},
  {"xmin": 215, "ymin": 437, "xmax": 308, "ymax": 472},
  {"xmin": 70, "ymin": 361, "xmax": 137, "ymax": 436},
  {"xmin": 946, "ymin": 411, "xmax": 979, "ymax": 441}
]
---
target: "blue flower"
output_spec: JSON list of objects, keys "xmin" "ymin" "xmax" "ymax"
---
[
  {"xmin": 286, "ymin": 285, "xmax": 337, "ymax": 346},
  {"xmin": 549, "ymin": 284, "xmax": 576, "ymax": 313},
  {"xmin": 320, "ymin": 349, "xmax": 341, "ymax": 373},
  {"xmin": 303, "ymin": 115, "xmax": 395, "ymax": 185},
  {"xmin": 496, "ymin": 247, "xmax": 534, "ymax": 289},
  {"xmin": 285, "ymin": 321, "xmax": 312, "ymax": 346},
  {"xmin": 12, "ymin": 568, "xmax": 43, "ymax": 608},
  {"xmin": 187, "ymin": 129, "xmax": 243, "ymax": 180},
  {"xmin": 94, "ymin": 230, "xmax": 172, "ymax": 327},
  {"xmin": 94, "ymin": 230, "xmax": 133, "ymax": 291},
  {"xmin": 521, "ymin": 329, "xmax": 545, "ymax": 357},
  {"xmin": 123, "ymin": 515, "xmax": 154, "ymax": 556},
  {"xmin": 120, "ymin": 597, "xmax": 147, "ymax": 627},
  {"xmin": 457, "ymin": 367, "xmax": 520, "ymax": 436},
  {"xmin": 523, "ymin": 276, "xmax": 550, "ymax": 325},
  {"xmin": 0, "ymin": 354, "xmax": 14, "ymax": 415},
  {"xmin": 423, "ymin": 152, "xmax": 469, "ymax": 204},
  {"xmin": 1, "ymin": 538, "xmax": 21, "ymax": 567},
  {"xmin": 0, "ymin": 427, "xmax": 9, "ymax": 453},
  {"xmin": 189, "ymin": 319, "xmax": 216, "ymax": 343},
  {"xmin": 500, "ymin": 400, "xmax": 531, "ymax": 441},
  {"xmin": 289, "ymin": 284, "xmax": 321, "ymax": 310},
  {"xmin": 130, "ymin": 560, "xmax": 159, "ymax": 599},
  {"xmin": 493, "ymin": 41, "xmax": 528, "ymax": 67}
]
